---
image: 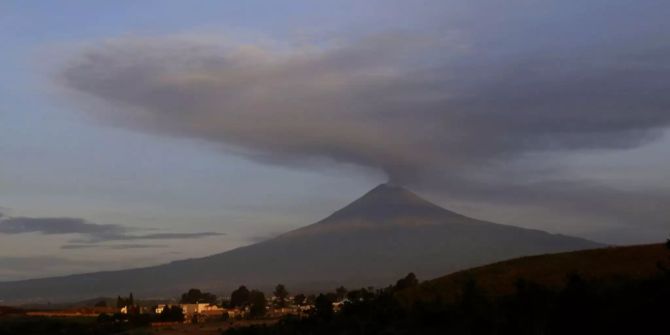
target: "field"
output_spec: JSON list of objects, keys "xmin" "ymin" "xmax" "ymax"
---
[
  {"xmin": 151, "ymin": 319, "xmax": 278, "ymax": 335},
  {"xmin": 0, "ymin": 316, "xmax": 279, "ymax": 335}
]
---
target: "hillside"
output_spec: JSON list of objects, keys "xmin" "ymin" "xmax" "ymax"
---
[
  {"xmin": 247, "ymin": 244, "xmax": 670, "ymax": 335},
  {"xmin": 0, "ymin": 184, "xmax": 601, "ymax": 303},
  {"xmin": 404, "ymin": 243, "xmax": 669, "ymax": 303}
]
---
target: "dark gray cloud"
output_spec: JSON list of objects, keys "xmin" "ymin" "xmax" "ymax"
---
[
  {"xmin": 61, "ymin": 243, "xmax": 168, "ymax": 250},
  {"xmin": 0, "ymin": 217, "xmax": 125, "ymax": 235},
  {"xmin": 0, "ymin": 214, "xmax": 224, "ymax": 243},
  {"xmin": 58, "ymin": 1, "xmax": 670, "ymax": 242},
  {"xmin": 124, "ymin": 232, "xmax": 223, "ymax": 240},
  {"xmin": 68, "ymin": 231, "xmax": 225, "ymax": 243}
]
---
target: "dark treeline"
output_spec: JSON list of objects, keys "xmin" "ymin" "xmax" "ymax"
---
[
  {"xmin": 180, "ymin": 288, "xmax": 218, "ymax": 304},
  {"xmin": 226, "ymin": 266, "xmax": 670, "ymax": 335},
  {"xmin": 229, "ymin": 285, "xmax": 268, "ymax": 318}
]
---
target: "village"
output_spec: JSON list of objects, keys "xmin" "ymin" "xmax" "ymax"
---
[{"xmin": 10, "ymin": 284, "xmax": 351, "ymax": 333}]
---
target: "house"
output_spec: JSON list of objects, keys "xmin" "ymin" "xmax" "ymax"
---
[
  {"xmin": 154, "ymin": 304, "xmax": 167, "ymax": 314},
  {"xmin": 332, "ymin": 298, "xmax": 350, "ymax": 312},
  {"xmin": 225, "ymin": 307, "xmax": 247, "ymax": 320},
  {"xmin": 180, "ymin": 303, "xmax": 225, "ymax": 322},
  {"xmin": 180, "ymin": 302, "xmax": 223, "ymax": 315},
  {"xmin": 119, "ymin": 305, "xmax": 140, "ymax": 314}
]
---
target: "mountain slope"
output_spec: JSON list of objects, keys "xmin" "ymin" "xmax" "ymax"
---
[
  {"xmin": 0, "ymin": 184, "xmax": 602, "ymax": 303},
  {"xmin": 401, "ymin": 243, "xmax": 669, "ymax": 303}
]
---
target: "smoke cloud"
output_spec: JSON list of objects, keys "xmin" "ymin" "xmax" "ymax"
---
[{"xmin": 57, "ymin": 1, "xmax": 670, "ymax": 242}]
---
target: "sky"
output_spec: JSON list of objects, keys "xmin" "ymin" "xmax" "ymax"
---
[{"xmin": 1, "ymin": 0, "xmax": 669, "ymax": 281}]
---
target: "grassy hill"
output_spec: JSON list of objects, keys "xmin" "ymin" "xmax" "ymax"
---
[
  {"xmin": 223, "ymin": 243, "xmax": 670, "ymax": 334},
  {"xmin": 402, "ymin": 243, "xmax": 669, "ymax": 303}
]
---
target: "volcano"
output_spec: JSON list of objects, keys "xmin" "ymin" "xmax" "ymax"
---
[{"xmin": 0, "ymin": 184, "xmax": 602, "ymax": 303}]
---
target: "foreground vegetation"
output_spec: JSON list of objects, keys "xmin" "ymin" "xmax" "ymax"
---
[
  {"xmin": 226, "ymin": 243, "xmax": 670, "ymax": 335},
  {"xmin": 413, "ymin": 243, "xmax": 670, "ymax": 301},
  {"xmin": 0, "ymin": 316, "xmax": 131, "ymax": 335}
]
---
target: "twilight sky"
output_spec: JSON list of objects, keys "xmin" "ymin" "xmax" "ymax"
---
[{"xmin": 1, "ymin": 0, "xmax": 669, "ymax": 281}]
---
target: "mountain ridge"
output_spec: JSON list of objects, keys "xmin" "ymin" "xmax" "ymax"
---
[
  {"xmin": 326, "ymin": 183, "xmax": 456, "ymax": 220},
  {"xmin": 0, "ymin": 184, "xmax": 602, "ymax": 303}
]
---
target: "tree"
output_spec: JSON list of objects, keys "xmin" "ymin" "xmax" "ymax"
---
[
  {"xmin": 335, "ymin": 286, "xmax": 348, "ymax": 301},
  {"xmin": 273, "ymin": 284, "xmax": 289, "ymax": 307},
  {"xmin": 180, "ymin": 288, "xmax": 217, "ymax": 304},
  {"xmin": 293, "ymin": 293, "xmax": 306, "ymax": 306},
  {"xmin": 666, "ymin": 237, "xmax": 670, "ymax": 250},
  {"xmin": 313, "ymin": 294, "xmax": 334, "ymax": 320},
  {"xmin": 346, "ymin": 288, "xmax": 374, "ymax": 303},
  {"xmin": 230, "ymin": 285, "xmax": 251, "ymax": 307},
  {"xmin": 116, "ymin": 293, "xmax": 135, "ymax": 309},
  {"xmin": 554, "ymin": 274, "xmax": 597, "ymax": 334},
  {"xmin": 395, "ymin": 272, "xmax": 419, "ymax": 291},
  {"xmin": 159, "ymin": 305, "xmax": 184, "ymax": 322},
  {"xmin": 249, "ymin": 290, "xmax": 267, "ymax": 318}
]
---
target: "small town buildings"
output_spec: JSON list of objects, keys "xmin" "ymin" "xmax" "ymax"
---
[
  {"xmin": 154, "ymin": 304, "xmax": 167, "ymax": 314},
  {"xmin": 154, "ymin": 303, "xmax": 228, "ymax": 323},
  {"xmin": 180, "ymin": 302, "xmax": 223, "ymax": 316}
]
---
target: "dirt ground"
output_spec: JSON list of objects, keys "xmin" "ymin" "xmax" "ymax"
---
[{"xmin": 151, "ymin": 319, "xmax": 279, "ymax": 335}]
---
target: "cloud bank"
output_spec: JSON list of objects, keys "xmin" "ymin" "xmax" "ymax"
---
[
  {"xmin": 0, "ymin": 217, "xmax": 124, "ymax": 235},
  {"xmin": 57, "ymin": 1, "xmax": 670, "ymax": 242},
  {"xmin": 61, "ymin": 244, "xmax": 168, "ymax": 250},
  {"xmin": 0, "ymin": 214, "xmax": 224, "ymax": 243}
]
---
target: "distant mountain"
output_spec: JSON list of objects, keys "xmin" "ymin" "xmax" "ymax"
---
[{"xmin": 0, "ymin": 184, "xmax": 602, "ymax": 303}]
